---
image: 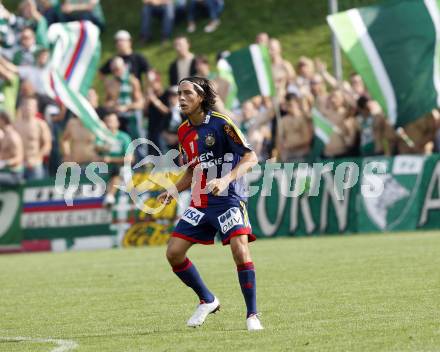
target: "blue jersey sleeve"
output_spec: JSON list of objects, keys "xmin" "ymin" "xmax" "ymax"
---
[{"xmin": 222, "ymin": 120, "xmax": 253, "ymax": 156}]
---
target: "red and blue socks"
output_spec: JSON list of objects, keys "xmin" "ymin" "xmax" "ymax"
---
[
  {"xmin": 172, "ymin": 257, "xmax": 215, "ymax": 303},
  {"xmin": 237, "ymin": 262, "xmax": 257, "ymax": 317}
]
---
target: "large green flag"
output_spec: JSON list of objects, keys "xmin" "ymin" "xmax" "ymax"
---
[
  {"xmin": 327, "ymin": 0, "xmax": 440, "ymax": 127},
  {"xmin": 225, "ymin": 44, "xmax": 275, "ymax": 103}
]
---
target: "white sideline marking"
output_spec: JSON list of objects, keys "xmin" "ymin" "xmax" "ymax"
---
[{"xmin": 0, "ymin": 336, "xmax": 78, "ymax": 352}]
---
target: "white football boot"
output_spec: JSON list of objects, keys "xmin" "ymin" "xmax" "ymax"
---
[
  {"xmin": 246, "ymin": 313, "xmax": 264, "ymax": 331},
  {"xmin": 186, "ymin": 296, "xmax": 220, "ymax": 327}
]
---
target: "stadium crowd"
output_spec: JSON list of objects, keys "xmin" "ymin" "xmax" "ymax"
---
[{"xmin": 1, "ymin": 0, "xmax": 440, "ymax": 188}]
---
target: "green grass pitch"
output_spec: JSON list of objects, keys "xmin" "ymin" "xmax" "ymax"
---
[{"xmin": 1, "ymin": 232, "xmax": 439, "ymax": 351}]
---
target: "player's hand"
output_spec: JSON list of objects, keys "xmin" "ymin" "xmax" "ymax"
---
[
  {"xmin": 157, "ymin": 191, "xmax": 172, "ymax": 205},
  {"xmin": 207, "ymin": 176, "xmax": 231, "ymax": 196}
]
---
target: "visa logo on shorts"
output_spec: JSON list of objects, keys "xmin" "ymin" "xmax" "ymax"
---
[
  {"xmin": 182, "ymin": 207, "xmax": 205, "ymax": 226},
  {"xmin": 218, "ymin": 207, "xmax": 243, "ymax": 234}
]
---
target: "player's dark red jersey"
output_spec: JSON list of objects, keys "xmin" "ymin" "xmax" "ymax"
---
[{"xmin": 177, "ymin": 110, "xmax": 253, "ymax": 208}]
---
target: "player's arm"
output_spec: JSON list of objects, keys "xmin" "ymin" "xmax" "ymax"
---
[
  {"xmin": 207, "ymin": 150, "xmax": 258, "ymax": 196},
  {"xmin": 157, "ymin": 166, "xmax": 194, "ymax": 204},
  {"xmin": 207, "ymin": 117, "xmax": 258, "ymax": 195}
]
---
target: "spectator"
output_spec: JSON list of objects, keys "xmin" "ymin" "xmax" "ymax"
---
[
  {"xmin": 348, "ymin": 73, "xmax": 368, "ymax": 101},
  {"xmin": 14, "ymin": 96, "xmax": 51, "ymax": 180},
  {"xmin": 104, "ymin": 57, "xmax": 145, "ymax": 143},
  {"xmin": 236, "ymin": 99, "xmax": 275, "ymax": 161},
  {"xmin": 0, "ymin": 110, "xmax": 24, "ymax": 185},
  {"xmin": 295, "ymin": 56, "xmax": 315, "ymax": 96},
  {"xmin": 269, "ymin": 38, "xmax": 295, "ymax": 104},
  {"xmin": 320, "ymin": 89, "xmax": 351, "ymax": 158},
  {"xmin": 61, "ymin": 115, "xmax": 98, "ymax": 165},
  {"xmin": 59, "ymin": 0, "xmax": 105, "ymax": 30},
  {"xmin": 11, "ymin": 27, "xmax": 39, "ymax": 65},
  {"xmin": 46, "ymin": 102, "xmax": 66, "ymax": 176},
  {"xmin": 34, "ymin": 0, "xmax": 58, "ymax": 25},
  {"xmin": 144, "ymin": 69, "xmax": 169, "ymax": 154},
  {"xmin": 309, "ymin": 74, "xmax": 328, "ymax": 111},
  {"xmin": 17, "ymin": 48, "xmax": 50, "ymax": 96},
  {"xmin": 255, "ymin": 32, "xmax": 269, "ymax": 46},
  {"xmin": 168, "ymin": 36, "xmax": 197, "ymax": 86},
  {"xmin": 99, "ymin": 112, "xmax": 133, "ymax": 207},
  {"xmin": 100, "ymin": 30, "xmax": 151, "ymax": 85},
  {"xmin": 87, "ymin": 88, "xmax": 107, "ymax": 118},
  {"xmin": 355, "ymin": 95, "xmax": 395, "ymax": 156},
  {"xmin": 18, "ymin": 0, "xmax": 49, "ymax": 47},
  {"xmin": 277, "ymin": 93, "xmax": 312, "ymax": 162},
  {"xmin": 195, "ymin": 55, "xmax": 229, "ymax": 104},
  {"xmin": 140, "ymin": 0, "xmax": 175, "ymax": 43},
  {"xmin": 0, "ymin": 49, "xmax": 49, "ymax": 95},
  {"xmin": 162, "ymin": 85, "xmax": 183, "ymax": 151},
  {"xmin": 186, "ymin": 0, "xmax": 223, "ymax": 33}
]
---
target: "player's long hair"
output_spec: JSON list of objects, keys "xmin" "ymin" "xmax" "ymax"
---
[{"xmin": 179, "ymin": 76, "xmax": 217, "ymax": 114}]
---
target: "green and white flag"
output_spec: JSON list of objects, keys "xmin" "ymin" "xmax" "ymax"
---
[
  {"xmin": 311, "ymin": 107, "xmax": 340, "ymax": 158},
  {"xmin": 47, "ymin": 71, "xmax": 116, "ymax": 145},
  {"xmin": 217, "ymin": 58, "xmax": 239, "ymax": 110},
  {"xmin": 225, "ymin": 44, "xmax": 275, "ymax": 103},
  {"xmin": 44, "ymin": 21, "xmax": 116, "ymax": 144},
  {"xmin": 327, "ymin": 0, "xmax": 440, "ymax": 127}
]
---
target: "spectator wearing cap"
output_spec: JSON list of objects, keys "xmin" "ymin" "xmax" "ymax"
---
[
  {"xmin": 140, "ymin": 0, "xmax": 175, "ymax": 43},
  {"xmin": 100, "ymin": 30, "xmax": 151, "ymax": 86},
  {"xmin": 277, "ymin": 93, "xmax": 312, "ymax": 162},
  {"xmin": 168, "ymin": 36, "xmax": 197, "ymax": 86}
]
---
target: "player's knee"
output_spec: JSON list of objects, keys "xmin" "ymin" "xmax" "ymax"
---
[
  {"xmin": 230, "ymin": 236, "xmax": 251, "ymax": 264},
  {"xmin": 166, "ymin": 245, "xmax": 185, "ymax": 265}
]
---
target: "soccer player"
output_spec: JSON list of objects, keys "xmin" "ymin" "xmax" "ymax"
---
[{"xmin": 157, "ymin": 77, "xmax": 263, "ymax": 331}]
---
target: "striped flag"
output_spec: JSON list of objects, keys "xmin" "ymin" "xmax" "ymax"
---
[
  {"xmin": 47, "ymin": 71, "xmax": 116, "ymax": 144},
  {"xmin": 311, "ymin": 107, "xmax": 340, "ymax": 158},
  {"xmin": 225, "ymin": 44, "xmax": 275, "ymax": 103},
  {"xmin": 48, "ymin": 21, "xmax": 101, "ymax": 96},
  {"xmin": 44, "ymin": 21, "xmax": 115, "ymax": 144},
  {"xmin": 327, "ymin": 0, "xmax": 440, "ymax": 127}
]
